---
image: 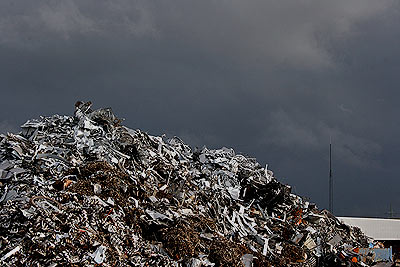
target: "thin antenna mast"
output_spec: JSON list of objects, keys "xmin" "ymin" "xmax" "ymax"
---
[{"xmin": 329, "ymin": 139, "xmax": 333, "ymax": 213}]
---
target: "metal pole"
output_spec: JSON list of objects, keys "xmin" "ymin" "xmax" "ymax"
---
[{"xmin": 329, "ymin": 142, "xmax": 333, "ymax": 213}]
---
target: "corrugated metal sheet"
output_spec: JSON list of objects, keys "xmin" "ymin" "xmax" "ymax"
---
[
  {"xmin": 359, "ymin": 247, "xmax": 393, "ymax": 262},
  {"xmin": 338, "ymin": 217, "xmax": 400, "ymax": 240}
]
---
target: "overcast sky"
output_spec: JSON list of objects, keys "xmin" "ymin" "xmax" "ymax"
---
[{"xmin": 1, "ymin": 0, "xmax": 399, "ymax": 217}]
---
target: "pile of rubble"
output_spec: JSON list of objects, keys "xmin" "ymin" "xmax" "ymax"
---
[{"xmin": 0, "ymin": 102, "xmax": 372, "ymax": 266}]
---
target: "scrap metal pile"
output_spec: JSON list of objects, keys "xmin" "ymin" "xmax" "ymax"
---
[{"xmin": 0, "ymin": 102, "xmax": 372, "ymax": 266}]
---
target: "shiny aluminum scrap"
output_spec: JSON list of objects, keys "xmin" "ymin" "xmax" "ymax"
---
[{"xmin": 0, "ymin": 101, "xmax": 371, "ymax": 266}]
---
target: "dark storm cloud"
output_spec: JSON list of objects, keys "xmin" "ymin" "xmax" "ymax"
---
[{"xmin": 1, "ymin": 0, "xmax": 399, "ymax": 216}]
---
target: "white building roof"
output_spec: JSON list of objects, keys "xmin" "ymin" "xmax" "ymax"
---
[{"xmin": 338, "ymin": 217, "xmax": 400, "ymax": 241}]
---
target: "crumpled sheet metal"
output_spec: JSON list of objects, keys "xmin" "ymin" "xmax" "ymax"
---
[{"xmin": 0, "ymin": 101, "xmax": 372, "ymax": 266}]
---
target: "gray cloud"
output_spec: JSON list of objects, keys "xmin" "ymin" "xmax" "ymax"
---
[
  {"xmin": 0, "ymin": 121, "xmax": 18, "ymax": 134},
  {"xmin": 0, "ymin": 0, "xmax": 391, "ymax": 67},
  {"xmin": 338, "ymin": 104, "xmax": 353, "ymax": 113},
  {"xmin": 262, "ymin": 110, "xmax": 381, "ymax": 168},
  {"xmin": 152, "ymin": 0, "xmax": 391, "ymax": 70},
  {"xmin": 0, "ymin": 0, "xmax": 157, "ymax": 46}
]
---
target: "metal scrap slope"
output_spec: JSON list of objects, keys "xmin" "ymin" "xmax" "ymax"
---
[{"xmin": 338, "ymin": 217, "xmax": 400, "ymax": 240}]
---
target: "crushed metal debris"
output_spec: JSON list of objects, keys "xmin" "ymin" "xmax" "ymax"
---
[{"xmin": 0, "ymin": 101, "xmax": 374, "ymax": 266}]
